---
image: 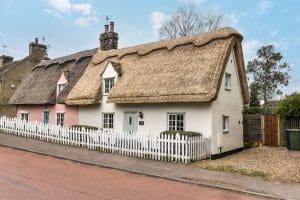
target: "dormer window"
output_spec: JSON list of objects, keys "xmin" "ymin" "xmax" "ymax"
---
[
  {"xmin": 57, "ymin": 83, "xmax": 66, "ymax": 94},
  {"xmin": 104, "ymin": 77, "xmax": 115, "ymax": 94}
]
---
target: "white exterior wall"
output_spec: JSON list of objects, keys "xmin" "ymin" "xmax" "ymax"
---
[
  {"xmin": 211, "ymin": 49, "xmax": 244, "ymax": 155},
  {"xmin": 79, "ymin": 101, "xmax": 212, "ymax": 137}
]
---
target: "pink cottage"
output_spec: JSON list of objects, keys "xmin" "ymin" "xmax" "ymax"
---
[{"xmin": 9, "ymin": 49, "xmax": 97, "ymax": 126}]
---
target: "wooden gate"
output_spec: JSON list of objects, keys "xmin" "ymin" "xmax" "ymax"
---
[{"xmin": 263, "ymin": 115, "xmax": 279, "ymax": 146}]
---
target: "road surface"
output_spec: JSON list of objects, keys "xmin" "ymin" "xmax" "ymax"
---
[{"xmin": 0, "ymin": 146, "xmax": 262, "ymax": 200}]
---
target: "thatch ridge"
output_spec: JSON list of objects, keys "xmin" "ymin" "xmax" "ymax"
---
[{"xmin": 66, "ymin": 27, "xmax": 248, "ymax": 105}]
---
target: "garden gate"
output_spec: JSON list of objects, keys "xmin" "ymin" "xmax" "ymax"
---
[{"xmin": 262, "ymin": 115, "xmax": 279, "ymax": 146}]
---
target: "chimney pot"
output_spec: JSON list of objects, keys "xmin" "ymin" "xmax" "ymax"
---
[
  {"xmin": 109, "ymin": 21, "xmax": 115, "ymax": 32},
  {"xmin": 104, "ymin": 24, "xmax": 109, "ymax": 33}
]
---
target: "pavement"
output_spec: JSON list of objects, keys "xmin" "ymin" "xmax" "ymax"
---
[{"xmin": 0, "ymin": 133, "xmax": 299, "ymax": 200}]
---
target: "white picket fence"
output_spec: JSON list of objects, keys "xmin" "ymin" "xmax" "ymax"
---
[{"xmin": 0, "ymin": 117, "xmax": 210, "ymax": 164}]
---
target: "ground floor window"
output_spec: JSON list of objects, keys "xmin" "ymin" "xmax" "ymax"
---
[
  {"xmin": 56, "ymin": 113, "xmax": 65, "ymax": 126},
  {"xmin": 103, "ymin": 113, "xmax": 114, "ymax": 129},
  {"xmin": 223, "ymin": 115, "xmax": 229, "ymax": 133},
  {"xmin": 21, "ymin": 112, "xmax": 29, "ymax": 122},
  {"xmin": 168, "ymin": 113, "xmax": 184, "ymax": 131}
]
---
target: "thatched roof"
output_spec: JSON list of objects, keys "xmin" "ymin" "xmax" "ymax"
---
[
  {"xmin": 66, "ymin": 27, "xmax": 249, "ymax": 105},
  {"xmin": 9, "ymin": 49, "xmax": 97, "ymax": 105}
]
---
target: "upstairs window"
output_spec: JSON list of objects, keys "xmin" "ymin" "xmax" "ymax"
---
[
  {"xmin": 21, "ymin": 112, "xmax": 29, "ymax": 122},
  {"xmin": 104, "ymin": 77, "xmax": 115, "ymax": 94},
  {"xmin": 168, "ymin": 113, "xmax": 184, "ymax": 131},
  {"xmin": 103, "ymin": 113, "xmax": 114, "ymax": 129},
  {"xmin": 57, "ymin": 83, "xmax": 66, "ymax": 94},
  {"xmin": 225, "ymin": 73, "xmax": 231, "ymax": 90}
]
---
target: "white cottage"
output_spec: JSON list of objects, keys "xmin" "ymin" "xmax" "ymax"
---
[{"xmin": 66, "ymin": 23, "xmax": 249, "ymax": 157}]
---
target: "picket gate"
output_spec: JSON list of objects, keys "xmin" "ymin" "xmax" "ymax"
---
[{"xmin": 0, "ymin": 117, "xmax": 210, "ymax": 164}]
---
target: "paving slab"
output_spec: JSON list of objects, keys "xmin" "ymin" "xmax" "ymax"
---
[{"xmin": 0, "ymin": 133, "xmax": 299, "ymax": 200}]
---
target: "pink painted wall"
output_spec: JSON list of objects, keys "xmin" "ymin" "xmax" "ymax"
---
[{"xmin": 17, "ymin": 104, "xmax": 79, "ymax": 126}]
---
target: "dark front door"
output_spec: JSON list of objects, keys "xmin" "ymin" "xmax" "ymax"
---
[{"xmin": 43, "ymin": 111, "xmax": 50, "ymax": 124}]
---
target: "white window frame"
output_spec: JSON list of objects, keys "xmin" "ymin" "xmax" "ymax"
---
[
  {"xmin": 103, "ymin": 77, "xmax": 115, "ymax": 95},
  {"xmin": 167, "ymin": 113, "xmax": 185, "ymax": 131},
  {"xmin": 57, "ymin": 83, "xmax": 66, "ymax": 95},
  {"xmin": 222, "ymin": 115, "xmax": 229, "ymax": 133},
  {"xmin": 102, "ymin": 113, "xmax": 114, "ymax": 129},
  {"xmin": 20, "ymin": 112, "xmax": 29, "ymax": 122},
  {"xmin": 56, "ymin": 112, "xmax": 65, "ymax": 126},
  {"xmin": 225, "ymin": 73, "xmax": 231, "ymax": 90}
]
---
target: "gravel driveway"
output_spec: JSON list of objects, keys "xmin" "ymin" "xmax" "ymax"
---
[{"xmin": 196, "ymin": 147, "xmax": 300, "ymax": 184}]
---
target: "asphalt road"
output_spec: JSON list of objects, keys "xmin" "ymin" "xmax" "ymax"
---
[{"xmin": 0, "ymin": 146, "xmax": 262, "ymax": 200}]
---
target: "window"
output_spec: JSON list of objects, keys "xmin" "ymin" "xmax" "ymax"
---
[
  {"xmin": 56, "ymin": 113, "xmax": 64, "ymax": 126},
  {"xmin": 225, "ymin": 73, "xmax": 231, "ymax": 90},
  {"xmin": 57, "ymin": 83, "xmax": 66, "ymax": 94},
  {"xmin": 168, "ymin": 113, "xmax": 184, "ymax": 131},
  {"xmin": 104, "ymin": 78, "xmax": 115, "ymax": 94},
  {"xmin": 223, "ymin": 115, "xmax": 229, "ymax": 133},
  {"xmin": 21, "ymin": 112, "xmax": 29, "ymax": 122},
  {"xmin": 103, "ymin": 113, "xmax": 114, "ymax": 129}
]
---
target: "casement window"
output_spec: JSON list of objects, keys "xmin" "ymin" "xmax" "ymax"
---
[
  {"xmin": 225, "ymin": 73, "xmax": 231, "ymax": 90},
  {"xmin": 56, "ymin": 113, "xmax": 65, "ymax": 126},
  {"xmin": 223, "ymin": 115, "xmax": 229, "ymax": 133},
  {"xmin": 103, "ymin": 77, "xmax": 115, "ymax": 94},
  {"xmin": 103, "ymin": 113, "xmax": 114, "ymax": 129},
  {"xmin": 168, "ymin": 113, "xmax": 184, "ymax": 131},
  {"xmin": 21, "ymin": 112, "xmax": 29, "ymax": 122},
  {"xmin": 57, "ymin": 83, "xmax": 66, "ymax": 94}
]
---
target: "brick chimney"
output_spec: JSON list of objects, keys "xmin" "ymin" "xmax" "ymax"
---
[
  {"xmin": 0, "ymin": 55, "xmax": 14, "ymax": 67},
  {"xmin": 29, "ymin": 38, "xmax": 48, "ymax": 60},
  {"xmin": 99, "ymin": 21, "xmax": 118, "ymax": 51}
]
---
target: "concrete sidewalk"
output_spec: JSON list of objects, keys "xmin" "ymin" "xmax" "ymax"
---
[{"xmin": 0, "ymin": 133, "xmax": 299, "ymax": 200}]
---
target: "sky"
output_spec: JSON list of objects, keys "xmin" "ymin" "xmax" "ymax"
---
[{"xmin": 0, "ymin": 0, "xmax": 299, "ymax": 95}]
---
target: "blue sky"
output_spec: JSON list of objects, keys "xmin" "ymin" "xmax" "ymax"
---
[{"xmin": 0, "ymin": 0, "xmax": 299, "ymax": 95}]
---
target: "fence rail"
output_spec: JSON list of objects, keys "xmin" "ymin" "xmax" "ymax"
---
[{"xmin": 0, "ymin": 117, "xmax": 210, "ymax": 164}]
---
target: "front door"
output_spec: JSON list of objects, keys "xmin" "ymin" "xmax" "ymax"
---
[
  {"xmin": 123, "ymin": 112, "xmax": 137, "ymax": 132},
  {"xmin": 43, "ymin": 111, "xmax": 50, "ymax": 124}
]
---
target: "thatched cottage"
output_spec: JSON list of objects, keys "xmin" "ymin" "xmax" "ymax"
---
[
  {"xmin": 65, "ymin": 24, "xmax": 249, "ymax": 156},
  {"xmin": 0, "ymin": 39, "xmax": 47, "ymax": 117},
  {"xmin": 9, "ymin": 48, "xmax": 97, "ymax": 126}
]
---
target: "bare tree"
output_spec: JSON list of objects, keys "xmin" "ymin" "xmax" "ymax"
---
[{"xmin": 159, "ymin": 4, "xmax": 223, "ymax": 39}]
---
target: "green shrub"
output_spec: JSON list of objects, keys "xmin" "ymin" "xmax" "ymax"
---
[
  {"xmin": 160, "ymin": 130, "xmax": 202, "ymax": 137},
  {"xmin": 243, "ymin": 105, "xmax": 273, "ymax": 114},
  {"xmin": 276, "ymin": 92, "xmax": 300, "ymax": 117},
  {"xmin": 70, "ymin": 125, "xmax": 99, "ymax": 130}
]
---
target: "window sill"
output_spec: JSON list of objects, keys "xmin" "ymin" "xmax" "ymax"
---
[
  {"xmin": 223, "ymin": 130, "xmax": 229, "ymax": 134},
  {"xmin": 225, "ymin": 88, "xmax": 231, "ymax": 91}
]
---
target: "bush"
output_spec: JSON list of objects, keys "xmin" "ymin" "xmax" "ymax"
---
[
  {"xmin": 243, "ymin": 106, "xmax": 273, "ymax": 115},
  {"xmin": 70, "ymin": 125, "xmax": 99, "ymax": 130},
  {"xmin": 276, "ymin": 92, "xmax": 300, "ymax": 118},
  {"xmin": 160, "ymin": 130, "xmax": 202, "ymax": 137}
]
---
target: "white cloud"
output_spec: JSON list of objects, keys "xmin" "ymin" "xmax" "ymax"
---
[
  {"xmin": 46, "ymin": 0, "xmax": 71, "ymax": 13},
  {"xmin": 72, "ymin": 3, "xmax": 92, "ymax": 15},
  {"xmin": 258, "ymin": 0, "xmax": 273, "ymax": 15},
  {"xmin": 243, "ymin": 39, "xmax": 262, "ymax": 62},
  {"xmin": 150, "ymin": 11, "xmax": 168, "ymax": 37},
  {"xmin": 45, "ymin": 0, "xmax": 92, "ymax": 15},
  {"xmin": 75, "ymin": 16, "xmax": 98, "ymax": 27}
]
